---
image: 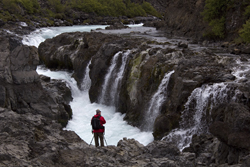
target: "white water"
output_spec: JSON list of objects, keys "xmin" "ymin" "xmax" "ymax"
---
[
  {"xmin": 23, "ymin": 25, "xmax": 153, "ymax": 146},
  {"xmin": 81, "ymin": 61, "xmax": 92, "ymax": 91},
  {"xmin": 22, "ymin": 24, "xmax": 143, "ymax": 48},
  {"xmin": 232, "ymin": 58, "xmax": 250, "ymax": 82},
  {"xmin": 99, "ymin": 50, "xmax": 130, "ymax": 106},
  {"xmin": 143, "ymin": 70, "xmax": 175, "ymax": 131},
  {"xmin": 162, "ymin": 83, "xmax": 237, "ymax": 150}
]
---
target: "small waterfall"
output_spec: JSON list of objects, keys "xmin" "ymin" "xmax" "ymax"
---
[
  {"xmin": 143, "ymin": 70, "xmax": 175, "ymax": 131},
  {"xmin": 81, "ymin": 61, "xmax": 91, "ymax": 91},
  {"xmin": 99, "ymin": 50, "xmax": 130, "ymax": 106},
  {"xmin": 162, "ymin": 83, "xmax": 238, "ymax": 150}
]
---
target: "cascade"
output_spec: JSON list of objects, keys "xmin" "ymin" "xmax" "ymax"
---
[
  {"xmin": 81, "ymin": 61, "xmax": 92, "ymax": 92},
  {"xmin": 143, "ymin": 70, "xmax": 175, "ymax": 131},
  {"xmin": 25, "ymin": 25, "xmax": 154, "ymax": 146},
  {"xmin": 162, "ymin": 83, "xmax": 238, "ymax": 150},
  {"xmin": 99, "ymin": 50, "xmax": 130, "ymax": 106}
]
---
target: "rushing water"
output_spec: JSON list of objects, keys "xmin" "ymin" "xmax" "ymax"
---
[
  {"xmin": 99, "ymin": 50, "xmax": 131, "ymax": 106},
  {"xmin": 143, "ymin": 70, "xmax": 175, "ymax": 131},
  {"xmin": 162, "ymin": 82, "xmax": 238, "ymax": 150},
  {"xmin": 23, "ymin": 25, "xmax": 154, "ymax": 146},
  {"xmin": 23, "ymin": 24, "xmax": 245, "ymax": 149}
]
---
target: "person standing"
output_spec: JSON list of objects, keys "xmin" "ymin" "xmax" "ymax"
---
[{"xmin": 91, "ymin": 109, "xmax": 106, "ymax": 147}]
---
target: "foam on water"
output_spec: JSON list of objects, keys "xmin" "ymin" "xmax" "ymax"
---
[
  {"xmin": 22, "ymin": 24, "xmax": 143, "ymax": 47},
  {"xmin": 37, "ymin": 66, "xmax": 153, "ymax": 146},
  {"xmin": 23, "ymin": 24, "xmax": 155, "ymax": 146}
]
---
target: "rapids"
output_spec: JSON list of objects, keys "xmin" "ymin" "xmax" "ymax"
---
[{"xmin": 23, "ymin": 24, "xmax": 155, "ymax": 146}]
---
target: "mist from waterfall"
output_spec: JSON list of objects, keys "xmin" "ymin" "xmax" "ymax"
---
[
  {"xmin": 162, "ymin": 83, "xmax": 238, "ymax": 150},
  {"xmin": 99, "ymin": 50, "xmax": 130, "ymax": 106},
  {"xmin": 143, "ymin": 70, "xmax": 175, "ymax": 131}
]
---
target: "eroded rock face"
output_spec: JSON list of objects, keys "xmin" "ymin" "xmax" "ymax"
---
[
  {"xmin": 38, "ymin": 31, "xmax": 246, "ymax": 137},
  {"xmin": 210, "ymin": 103, "xmax": 250, "ymax": 150},
  {"xmin": 151, "ymin": 0, "xmax": 247, "ymax": 41},
  {"xmin": 156, "ymin": 0, "xmax": 207, "ymax": 39},
  {"xmin": 37, "ymin": 31, "xmax": 250, "ymax": 166}
]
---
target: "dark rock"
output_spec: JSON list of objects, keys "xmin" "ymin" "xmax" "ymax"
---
[
  {"xmin": 210, "ymin": 103, "xmax": 250, "ymax": 150},
  {"xmin": 242, "ymin": 46, "xmax": 250, "ymax": 54},
  {"xmin": 242, "ymin": 157, "xmax": 250, "ymax": 167},
  {"xmin": 40, "ymin": 75, "xmax": 51, "ymax": 82},
  {"xmin": 221, "ymin": 42, "xmax": 230, "ymax": 48},
  {"xmin": 0, "ymin": 19, "xmax": 5, "ymax": 27},
  {"xmin": 105, "ymin": 22, "xmax": 129, "ymax": 30},
  {"xmin": 177, "ymin": 41, "xmax": 188, "ymax": 48},
  {"xmin": 231, "ymin": 48, "xmax": 241, "ymax": 55},
  {"xmin": 146, "ymin": 141, "xmax": 180, "ymax": 158}
]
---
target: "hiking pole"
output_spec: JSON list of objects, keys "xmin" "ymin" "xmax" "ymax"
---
[
  {"xmin": 89, "ymin": 135, "xmax": 94, "ymax": 146},
  {"xmin": 104, "ymin": 135, "xmax": 108, "ymax": 146}
]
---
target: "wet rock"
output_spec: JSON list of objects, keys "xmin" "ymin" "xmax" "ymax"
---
[
  {"xmin": 0, "ymin": 19, "xmax": 5, "ymax": 27},
  {"xmin": 241, "ymin": 46, "xmax": 250, "ymax": 54},
  {"xmin": 105, "ymin": 22, "xmax": 129, "ymax": 30},
  {"xmin": 146, "ymin": 140, "xmax": 180, "ymax": 158},
  {"xmin": 231, "ymin": 48, "xmax": 241, "ymax": 55},
  {"xmin": 210, "ymin": 103, "xmax": 250, "ymax": 150},
  {"xmin": 221, "ymin": 42, "xmax": 230, "ymax": 48},
  {"xmin": 178, "ymin": 41, "xmax": 188, "ymax": 48},
  {"xmin": 36, "ymin": 30, "xmax": 250, "ymax": 167}
]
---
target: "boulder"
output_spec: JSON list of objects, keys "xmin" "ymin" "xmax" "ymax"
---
[
  {"xmin": 210, "ymin": 103, "xmax": 250, "ymax": 150},
  {"xmin": 105, "ymin": 22, "xmax": 129, "ymax": 30}
]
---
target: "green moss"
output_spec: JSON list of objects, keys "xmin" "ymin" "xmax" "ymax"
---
[
  {"xmin": 127, "ymin": 52, "xmax": 145, "ymax": 94},
  {"xmin": 239, "ymin": 19, "xmax": 250, "ymax": 43},
  {"xmin": 0, "ymin": 0, "xmax": 161, "ymax": 25},
  {"xmin": 58, "ymin": 119, "xmax": 68, "ymax": 127}
]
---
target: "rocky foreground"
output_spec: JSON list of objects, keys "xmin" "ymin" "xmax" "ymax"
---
[{"xmin": 1, "ymin": 26, "xmax": 250, "ymax": 167}]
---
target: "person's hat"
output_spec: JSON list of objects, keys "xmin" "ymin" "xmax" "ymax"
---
[{"xmin": 96, "ymin": 109, "xmax": 101, "ymax": 114}]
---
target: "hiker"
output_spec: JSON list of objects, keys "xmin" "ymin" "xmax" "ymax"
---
[{"xmin": 91, "ymin": 109, "xmax": 106, "ymax": 147}]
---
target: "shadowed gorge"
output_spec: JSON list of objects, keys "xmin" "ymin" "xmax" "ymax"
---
[{"xmin": 1, "ymin": 0, "xmax": 250, "ymax": 166}]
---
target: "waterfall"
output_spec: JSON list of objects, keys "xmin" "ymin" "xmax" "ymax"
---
[
  {"xmin": 24, "ymin": 25, "xmax": 154, "ymax": 146},
  {"xmin": 99, "ymin": 50, "xmax": 130, "ymax": 106},
  {"xmin": 162, "ymin": 83, "xmax": 238, "ymax": 150},
  {"xmin": 81, "ymin": 61, "xmax": 92, "ymax": 92},
  {"xmin": 143, "ymin": 70, "xmax": 175, "ymax": 131}
]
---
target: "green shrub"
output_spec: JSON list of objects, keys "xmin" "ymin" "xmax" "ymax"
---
[
  {"xmin": 19, "ymin": 0, "xmax": 40, "ymax": 14},
  {"xmin": 0, "ymin": 0, "xmax": 160, "ymax": 23},
  {"xmin": 239, "ymin": 19, "xmax": 250, "ymax": 43},
  {"xmin": 244, "ymin": 5, "xmax": 250, "ymax": 18},
  {"xmin": 124, "ymin": 0, "xmax": 146, "ymax": 17},
  {"xmin": 202, "ymin": 0, "xmax": 229, "ymax": 38},
  {"xmin": 2, "ymin": 0, "xmax": 22, "ymax": 15},
  {"xmin": 208, "ymin": 17, "xmax": 226, "ymax": 38},
  {"xmin": 0, "ymin": 11, "xmax": 14, "ymax": 22},
  {"xmin": 48, "ymin": 0, "xmax": 66, "ymax": 13},
  {"xmin": 202, "ymin": 0, "xmax": 229, "ymax": 21},
  {"xmin": 104, "ymin": 0, "xmax": 126, "ymax": 16},
  {"xmin": 141, "ymin": 1, "xmax": 161, "ymax": 17}
]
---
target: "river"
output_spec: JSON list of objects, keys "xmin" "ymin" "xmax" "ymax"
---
[{"xmin": 23, "ymin": 24, "xmax": 154, "ymax": 146}]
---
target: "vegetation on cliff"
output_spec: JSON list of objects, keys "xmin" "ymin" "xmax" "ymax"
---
[
  {"xmin": 202, "ymin": 0, "xmax": 250, "ymax": 43},
  {"xmin": 0, "ymin": 0, "xmax": 160, "ymax": 25},
  {"xmin": 240, "ymin": 5, "xmax": 250, "ymax": 43},
  {"xmin": 201, "ymin": 0, "xmax": 229, "ymax": 39}
]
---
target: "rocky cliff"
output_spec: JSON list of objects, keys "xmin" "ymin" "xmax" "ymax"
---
[
  {"xmin": 37, "ymin": 29, "xmax": 250, "ymax": 166},
  {"xmin": 152, "ymin": 0, "xmax": 248, "ymax": 41},
  {"xmin": 0, "ymin": 30, "xmax": 211, "ymax": 167}
]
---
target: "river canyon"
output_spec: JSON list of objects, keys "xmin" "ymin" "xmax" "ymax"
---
[{"xmin": 1, "ymin": 21, "xmax": 250, "ymax": 166}]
